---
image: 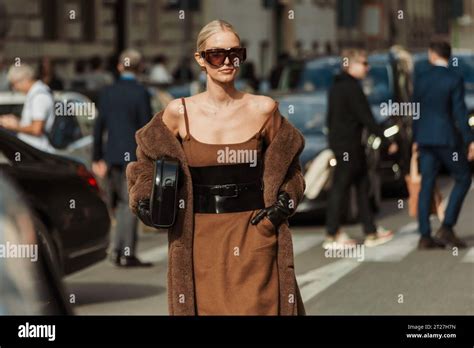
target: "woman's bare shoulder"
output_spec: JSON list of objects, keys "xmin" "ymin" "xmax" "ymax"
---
[
  {"xmin": 244, "ymin": 94, "xmax": 278, "ymax": 117},
  {"xmin": 162, "ymin": 98, "xmax": 185, "ymax": 135}
]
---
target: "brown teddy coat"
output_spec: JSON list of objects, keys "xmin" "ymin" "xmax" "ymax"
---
[{"xmin": 126, "ymin": 110, "xmax": 306, "ymax": 315}]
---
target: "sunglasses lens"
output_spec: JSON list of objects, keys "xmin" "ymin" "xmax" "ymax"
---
[
  {"xmin": 206, "ymin": 51, "xmax": 226, "ymax": 67},
  {"xmin": 203, "ymin": 48, "xmax": 246, "ymax": 67},
  {"xmin": 229, "ymin": 48, "xmax": 245, "ymax": 67}
]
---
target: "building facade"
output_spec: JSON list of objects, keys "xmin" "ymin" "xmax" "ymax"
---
[{"xmin": 0, "ymin": 0, "xmax": 471, "ymax": 83}]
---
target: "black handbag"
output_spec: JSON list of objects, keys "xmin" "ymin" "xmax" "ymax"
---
[{"xmin": 149, "ymin": 157, "xmax": 180, "ymax": 228}]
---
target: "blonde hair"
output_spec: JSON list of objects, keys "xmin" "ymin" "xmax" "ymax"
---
[
  {"xmin": 118, "ymin": 48, "xmax": 142, "ymax": 72},
  {"xmin": 341, "ymin": 48, "xmax": 367, "ymax": 71},
  {"xmin": 196, "ymin": 20, "xmax": 240, "ymax": 52}
]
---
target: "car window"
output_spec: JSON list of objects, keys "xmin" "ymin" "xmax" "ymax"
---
[
  {"xmin": 278, "ymin": 100, "xmax": 326, "ymax": 135},
  {"xmin": 298, "ymin": 62, "xmax": 340, "ymax": 91},
  {"xmin": 0, "ymin": 104, "xmax": 23, "ymax": 116}
]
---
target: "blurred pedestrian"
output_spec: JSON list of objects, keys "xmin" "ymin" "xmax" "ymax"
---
[
  {"xmin": 86, "ymin": 55, "xmax": 113, "ymax": 91},
  {"xmin": 172, "ymin": 57, "xmax": 194, "ymax": 83},
  {"xmin": 324, "ymin": 48, "xmax": 398, "ymax": 250},
  {"xmin": 92, "ymin": 48, "xmax": 153, "ymax": 267},
  {"xmin": 0, "ymin": 64, "xmax": 54, "ymax": 152},
  {"xmin": 38, "ymin": 57, "xmax": 64, "ymax": 91},
  {"xmin": 70, "ymin": 59, "xmax": 88, "ymax": 90},
  {"xmin": 240, "ymin": 61, "xmax": 259, "ymax": 92},
  {"xmin": 269, "ymin": 52, "xmax": 290, "ymax": 90},
  {"xmin": 0, "ymin": 54, "xmax": 9, "ymax": 91},
  {"xmin": 149, "ymin": 55, "xmax": 172, "ymax": 84},
  {"xmin": 412, "ymin": 39, "xmax": 474, "ymax": 250}
]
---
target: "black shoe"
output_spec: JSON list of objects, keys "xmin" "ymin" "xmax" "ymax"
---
[
  {"xmin": 119, "ymin": 256, "xmax": 153, "ymax": 268},
  {"xmin": 418, "ymin": 236, "xmax": 445, "ymax": 250},
  {"xmin": 435, "ymin": 226, "xmax": 467, "ymax": 249},
  {"xmin": 109, "ymin": 251, "xmax": 121, "ymax": 266}
]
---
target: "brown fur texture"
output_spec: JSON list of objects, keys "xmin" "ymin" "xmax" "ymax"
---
[{"xmin": 126, "ymin": 110, "xmax": 306, "ymax": 315}]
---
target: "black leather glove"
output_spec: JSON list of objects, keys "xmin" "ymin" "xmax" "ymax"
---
[
  {"xmin": 137, "ymin": 199, "xmax": 153, "ymax": 227},
  {"xmin": 251, "ymin": 192, "xmax": 294, "ymax": 228}
]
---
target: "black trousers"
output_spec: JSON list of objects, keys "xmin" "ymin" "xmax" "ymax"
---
[
  {"xmin": 108, "ymin": 164, "xmax": 138, "ymax": 256},
  {"xmin": 326, "ymin": 150, "xmax": 376, "ymax": 236}
]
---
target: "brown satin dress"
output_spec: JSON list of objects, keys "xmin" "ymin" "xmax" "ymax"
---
[{"xmin": 180, "ymin": 98, "xmax": 280, "ymax": 315}]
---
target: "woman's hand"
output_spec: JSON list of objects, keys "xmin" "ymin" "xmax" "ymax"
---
[{"xmin": 251, "ymin": 192, "xmax": 294, "ymax": 228}]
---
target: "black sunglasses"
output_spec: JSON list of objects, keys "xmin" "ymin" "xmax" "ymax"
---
[{"xmin": 199, "ymin": 47, "xmax": 246, "ymax": 68}]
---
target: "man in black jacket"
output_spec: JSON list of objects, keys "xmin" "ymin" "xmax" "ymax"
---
[
  {"xmin": 324, "ymin": 48, "xmax": 398, "ymax": 250},
  {"xmin": 92, "ymin": 49, "xmax": 153, "ymax": 267}
]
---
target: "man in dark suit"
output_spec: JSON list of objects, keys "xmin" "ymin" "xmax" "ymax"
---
[
  {"xmin": 92, "ymin": 49, "xmax": 153, "ymax": 266},
  {"xmin": 412, "ymin": 40, "xmax": 474, "ymax": 250}
]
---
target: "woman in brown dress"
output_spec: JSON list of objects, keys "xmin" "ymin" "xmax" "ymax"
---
[{"xmin": 126, "ymin": 20, "xmax": 306, "ymax": 315}]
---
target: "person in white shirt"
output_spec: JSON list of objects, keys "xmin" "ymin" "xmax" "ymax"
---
[
  {"xmin": 0, "ymin": 64, "xmax": 54, "ymax": 152},
  {"xmin": 149, "ymin": 55, "xmax": 172, "ymax": 84}
]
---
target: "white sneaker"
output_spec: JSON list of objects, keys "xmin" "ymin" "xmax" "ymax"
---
[
  {"xmin": 364, "ymin": 227, "xmax": 394, "ymax": 247},
  {"xmin": 322, "ymin": 231, "xmax": 357, "ymax": 250}
]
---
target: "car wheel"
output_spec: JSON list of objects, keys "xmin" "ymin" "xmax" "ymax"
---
[{"xmin": 31, "ymin": 215, "xmax": 62, "ymax": 277}]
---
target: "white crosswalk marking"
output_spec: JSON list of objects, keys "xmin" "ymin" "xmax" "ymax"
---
[
  {"xmin": 297, "ymin": 259, "xmax": 360, "ymax": 303},
  {"xmin": 296, "ymin": 222, "xmax": 420, "ymax": 303},
  {"xmin": 139, "ymin": 244, "xmax": 168, "ymax": 263},
  {"xmin": 461, "ymin": 248, "xmax": 474, "ymax": 263},
  {"xmin": 292, "ymin": 233, "xmax": 326, "ymax": 255},
  {"xmin": 364, "ymin": 222, "xmax": 418, "ymax": 262}
]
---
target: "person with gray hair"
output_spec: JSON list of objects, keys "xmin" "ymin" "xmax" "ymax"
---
[
  {"xmin": 0, "ymin": 63, "xmax": 54, "ymax": 152},
  {"xmin": 92, "ymin": 48, "xmax": 152, "ymax": 267}
]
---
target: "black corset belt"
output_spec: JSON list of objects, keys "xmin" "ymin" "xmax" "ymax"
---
[{"xmin": 193, "ymin": 181, "xmax": 265, "ymax": 214}]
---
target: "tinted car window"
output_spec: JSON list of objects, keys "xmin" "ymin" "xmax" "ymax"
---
[
  {"xmin": 0, "ymin": 104, "xmax": 23, "ymax": 116},
  {"xmin": 279, "ymin": 99, "xmax": 326, "ymax": 135},
  {"xmin": 293, "ymin": 58, "xmax": 392, "ymax": 103}
]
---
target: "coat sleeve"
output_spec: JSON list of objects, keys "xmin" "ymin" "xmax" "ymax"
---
[
  {"xmin": 126, "ymin": 142, "xmax": 155, "ymax": 214},
  {"xmin": 279, "ymin": 134, "xmax": 306, "ymax": 215},
  {"xmin": 347, "ymin": 82, "xmax": 390, "ymax": 146},
  {"xmin": 451, "ymin": 76, "xmax": 474, "ymax": 145}
]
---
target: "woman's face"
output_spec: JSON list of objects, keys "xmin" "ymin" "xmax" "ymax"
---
[{"xmin": 195, "ymin": 30, "xmax": 241, "ymax": 84}]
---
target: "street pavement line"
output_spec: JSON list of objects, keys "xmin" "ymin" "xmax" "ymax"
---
[
  {"xmin": 296, "ymin": 221, "xmax": 420, "ymax": 303},
  {"xmin": 461, "ymin": 247, "xmax": 474, "ymax": 263},
  {"xmin": 297, "ymin": 259, "xmax": 360, "ymax": 303},
  {"xmin": 139, "ymin": 244, "xmax": 168, "ymax": 263},
  {"xmin": 292, "ymin": 233, "xmax": 326, "ymax": 255},
  {"xmin": 364, "ymin": 221, "xmax": 419, "ymax": 262}
]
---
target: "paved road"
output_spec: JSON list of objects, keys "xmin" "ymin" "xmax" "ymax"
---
[{"xmin": 64, "ymin": 177, "xmax": 474, "ymax": 315}]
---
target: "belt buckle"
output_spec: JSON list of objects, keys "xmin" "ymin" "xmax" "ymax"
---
[{"xmin": 220, "ymin": 184, "xmax": 239, "ymax": 197}]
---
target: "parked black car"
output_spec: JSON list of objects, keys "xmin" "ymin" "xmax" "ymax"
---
[
  {"xmin": 0, "ymin": 128, "xmax": 110, "ymax": 275},
  {"xmin": 0, "ymin": 174, "xmax": 72, "ymax": 315}
]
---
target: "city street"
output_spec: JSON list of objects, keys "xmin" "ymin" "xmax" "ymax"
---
[{"xmin": 64, "ymin": 176, "xmax": 474, "ymax": 315}]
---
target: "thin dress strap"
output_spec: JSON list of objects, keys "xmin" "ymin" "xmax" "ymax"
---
[
  {"xmin": 257, "ymin": 101, "xmax": 279, "ymax": 137},
  {"xmin": 181, "ymin": 97, "xmax": 191, "ymax": 140}
]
